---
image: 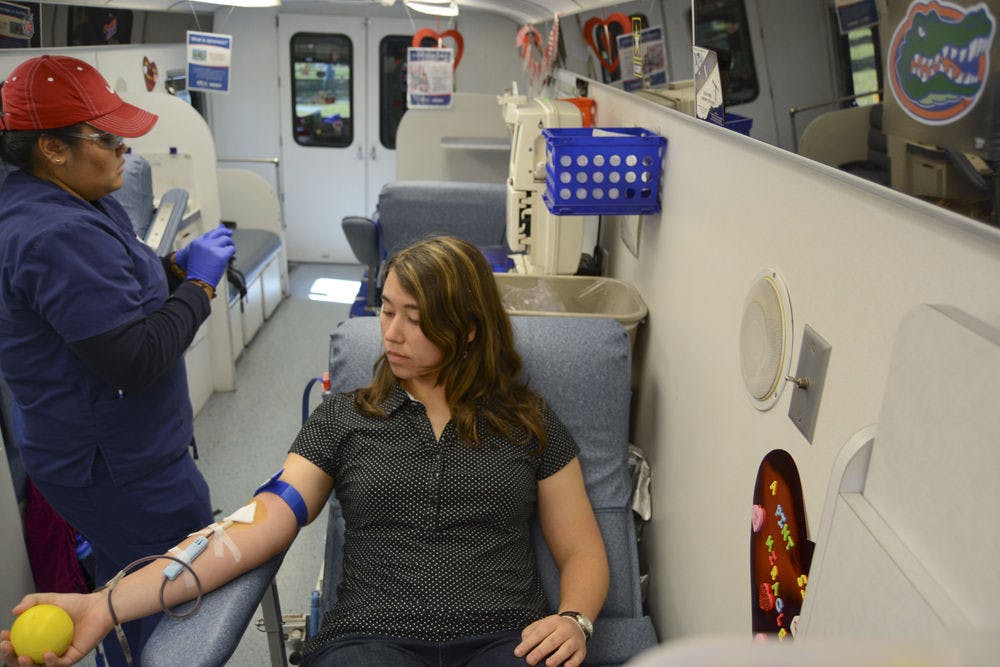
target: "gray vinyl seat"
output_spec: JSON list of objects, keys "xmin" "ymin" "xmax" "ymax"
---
[
  {"xmin": 838, "ymin": 103, "xmax": 890, "ymax": 186},
  {"xmin": 227, "ymin": 228, "xmax": 283, "ymax": 306},
  {"xmin": 143, "ymin": 315, "xmax": 658, "ymax": 666},
  {"xmin": 342, "ymin": 180, "xmax": 510, "ymax": 311}
]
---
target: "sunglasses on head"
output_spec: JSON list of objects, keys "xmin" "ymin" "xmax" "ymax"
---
[{"xmin": 57, "ymin": 130, "xmax": 125, "ymax": 151}]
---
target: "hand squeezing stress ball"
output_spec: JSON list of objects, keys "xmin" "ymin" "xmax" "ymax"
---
[{"xmin": 9, "ymin": 604, "xmax": 74, "ymax": 664}]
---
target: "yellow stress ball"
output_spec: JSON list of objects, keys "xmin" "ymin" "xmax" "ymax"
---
[{"xmin": 10, "ymin": 604, "xmax": 74, "ymax": 664}]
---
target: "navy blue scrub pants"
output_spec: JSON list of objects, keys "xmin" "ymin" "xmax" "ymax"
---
[{"xmin": 32, "ymin": 448, "xmax": 213, "ymax": 667}]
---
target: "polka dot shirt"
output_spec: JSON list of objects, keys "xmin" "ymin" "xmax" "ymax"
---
[{"xmin": 291, "ymin": 383, "xmax": 578, "ymax": 651}]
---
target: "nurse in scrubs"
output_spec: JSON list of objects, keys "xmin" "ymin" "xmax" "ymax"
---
[{"xmin": 0, "ymin": 55, "xmax": 233, "ymax": 665}]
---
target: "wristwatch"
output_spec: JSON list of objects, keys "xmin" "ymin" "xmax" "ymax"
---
[{"xmin": 559, "ymin": 611, "xmax": 594, "ymax": 640}]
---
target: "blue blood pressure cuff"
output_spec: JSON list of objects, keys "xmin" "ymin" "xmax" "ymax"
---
[{"xmin": 254, "ymin": 469, "xmax": 308, "ymax": 528}]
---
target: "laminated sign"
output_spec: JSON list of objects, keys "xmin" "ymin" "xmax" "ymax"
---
[
  {"xmin": 187, "ymin": 31, "xmax": 232, "ymax": 94},
  {"xmin": 407, "ymin": 47, "xmax": 454, "ymax": 109}
]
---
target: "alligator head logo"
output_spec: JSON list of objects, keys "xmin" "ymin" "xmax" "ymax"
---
[{"xmin": 889, "ymin": 1, "xmax": 996, "ymax": 125}]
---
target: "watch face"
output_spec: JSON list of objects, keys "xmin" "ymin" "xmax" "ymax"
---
[{"xmin": 562, "ymin": 611, "xmax": 593, "ymax": 637}]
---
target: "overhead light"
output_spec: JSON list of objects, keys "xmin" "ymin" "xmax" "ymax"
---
[
  {"xmin": 202, "ymin": 0, "xmax": 281, "ymax": 7},
  {"xmin": 404, "ymin": 0, "xmax": 459, "ymax": 17}
]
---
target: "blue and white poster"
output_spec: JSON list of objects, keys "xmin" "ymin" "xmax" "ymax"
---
[
  {"xmin": 187, "ymin": 31, "xmax": 232, "ymax": 94},
  {"xmin": 0, "ymin": 1, "xmax": 35, "ymax": 48},
  {"xmin": 406, "ymin": 47, "xmax": 454, "ymax": 109},
  {"xmin": 617, "ymin": 26, "xmax": 668, "ymax": 92}
]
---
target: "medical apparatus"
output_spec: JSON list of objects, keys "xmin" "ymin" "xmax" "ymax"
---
[{"xmin": 498, "ymin": 85, "xmax": 590, "ymax": 274}]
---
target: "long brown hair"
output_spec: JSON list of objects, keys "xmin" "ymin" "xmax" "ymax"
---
[{"xmin": 355, "ymin": 235, "xmax": 547, "ymax": 449}]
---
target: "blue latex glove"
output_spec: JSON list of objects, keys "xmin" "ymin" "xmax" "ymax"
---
[
  {"xmin": 184, "ymin": 226, "xmax": 236, "ymax": 287},
  {"xmin": 174, "ymin": 225, "xmax": 233, "ymax": 272}
]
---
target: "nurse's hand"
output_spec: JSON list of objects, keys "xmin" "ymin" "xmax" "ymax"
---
[
  {"xmin": 173, "ymin": 225, "xmax": 233, "ymax": 273},
  {"xmin": 1, "ymin": 592, "xmax": 111, "ymax": 666},
  {"xmin": 184, "ymin": 227, "xmax": 236, "ymax": 287}
]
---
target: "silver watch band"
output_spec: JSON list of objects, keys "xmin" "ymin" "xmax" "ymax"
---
[{"xmin": 558, "ymin": 610, "xmax": 593, "ymax": 640}]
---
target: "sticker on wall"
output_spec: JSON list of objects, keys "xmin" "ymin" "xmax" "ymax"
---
[
  {"xmin": 0, "ymin": 1, "xmax": 35, "ymax": 48},
  {"xmin": 750, "ymin": 449, "xmax": 814, "ymax": 641},
  {"xmin": 888, "ymin": 1, "xmax": 996, "ymax": 125},
  {"xmin": 142, "ymin": 57, "xmax": 158, "ymax": 92}
]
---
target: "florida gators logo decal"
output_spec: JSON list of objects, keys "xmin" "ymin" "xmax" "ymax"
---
[{"xmin": 889, "ymin": 1, "xmax": 995, "ymax": 125}]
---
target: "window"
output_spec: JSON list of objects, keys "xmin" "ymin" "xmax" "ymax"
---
[
  {"xmin": 379, "ymin": 35, "xmax": 411, "ymax": 150},
  {"xmin": 836, "ymin": 24, "xmax": 882, "ymax": 107},
  {"xmin": 291, "ymin": 32, "xmax": 353, "ymax": 148},
  {"xmin": 689, "ymin": 0, "xmax": 760, "ymax": 105}
]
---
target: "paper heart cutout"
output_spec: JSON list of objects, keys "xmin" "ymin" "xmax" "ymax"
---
[
  {"xmin": 412, "ymin": 28, "xmax": 464, "ymax": 70},
  {"xmin": 583, "ymin": 13, "xmax": 631, "ymax": 75}
]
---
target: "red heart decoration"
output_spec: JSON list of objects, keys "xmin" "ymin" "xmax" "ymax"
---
[
  {"xmin": 412, "ymin": 28, "xmax": 464, "ymax": 70},
  {"xmin": 582, "ymin": 13, "xmax": 631, "ymax": 75},
  {"xmin": 142, "ymin": 56, "xmax": 158, "ymax": 92}
]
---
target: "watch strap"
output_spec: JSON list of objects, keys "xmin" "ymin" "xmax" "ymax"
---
[{"xmin": 559, "ymin": 611, "xmax": 593, "ymax": 640}]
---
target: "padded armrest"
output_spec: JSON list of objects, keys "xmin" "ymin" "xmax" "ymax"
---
[
  {"xmin": 141, "ymin": 553, "xmax": 284, "ymax": 667},
  {"xmin": 585, "ymin": 617, "xmax": 658, "ymax": 666},
  {"xmin": 146, "ymin": 188, "xmax": 190, "ymax": 257},
  {"xmin": 341, "ymin": 216, "xmax": 379, "ymax": 268}
]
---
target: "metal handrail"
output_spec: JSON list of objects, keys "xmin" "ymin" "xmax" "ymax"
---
[
  {"xmin": 217, "ymin": 156, "xmax": 280, "ymax": 164},
  {"xmin": 789, "ymin": 90, "xmax": 881, "ymax": 152}
]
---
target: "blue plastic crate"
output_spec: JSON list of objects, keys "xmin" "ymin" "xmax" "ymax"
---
[
  {"xmin": 542, "ymin": 127, "xmax": 667, "ymax": 216},
  {"xmin": 724, "ymin": 112, "xmax": 753, "ymax": 136}
]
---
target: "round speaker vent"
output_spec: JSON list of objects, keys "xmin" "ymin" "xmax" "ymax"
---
[{"xmin": 740, "ymin": 270, "xmax": 793, "ymax": 410}]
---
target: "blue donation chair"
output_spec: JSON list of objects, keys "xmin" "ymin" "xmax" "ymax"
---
[
  {"xmin": 342, "ymin": 180, "xmax": 510, "ymax": 315},
  {"xmin": 143, "ymin": 315, "xmax": 657, "ymax": 666}
]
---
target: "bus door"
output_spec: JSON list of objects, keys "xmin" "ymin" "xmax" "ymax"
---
[{"xmin": 278, "ymin": 14, "xmax": 411, "ymax": 263}]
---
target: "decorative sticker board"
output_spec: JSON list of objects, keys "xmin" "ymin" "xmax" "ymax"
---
[{"xmin": 750, "ymin": 449, "xmax": 814, "ymax": 641}]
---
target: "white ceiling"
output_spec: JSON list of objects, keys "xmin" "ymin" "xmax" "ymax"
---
[{"xmin": 34, "ymin": 0, "xmax": 634, "ymax": 24}]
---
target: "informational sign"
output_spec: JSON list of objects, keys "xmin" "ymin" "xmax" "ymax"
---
[
  {"xmin": 834, "ymin": 0, "xmax": 879, "ymax": 34},
  {"xmin": 750, "ymin": 449, "xmax": 814, "ymax": 641},
  {"xmin": 187, "ymin": 31, "xmax": 232, "ymax": 94},
  {"xmin": 616, "ymin": 25, "xmax": 668, "ymax": 92},
  {"xmin": 888, "ymin": 0, "xmax": 996, "ymax": 125},
  {"xmin": 406, "ymin": 47, "xmax": 454, "ymax": 109},
  {"xmin": 693, "ymin": 45, "xmax": 724, "ymax": 125},
  {"xmin": 0, "ymin": 1, "xmax": 35, "ymax": 48}
]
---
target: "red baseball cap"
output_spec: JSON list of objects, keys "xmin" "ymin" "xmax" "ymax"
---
[{"xmin": 0, "ymin": 55, "xmax": 157, "ymax": 137}]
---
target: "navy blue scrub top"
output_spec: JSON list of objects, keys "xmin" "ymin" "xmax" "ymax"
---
[{"xmin": 0, "ymin": 170, "xmax": 192, "ymax": 487}]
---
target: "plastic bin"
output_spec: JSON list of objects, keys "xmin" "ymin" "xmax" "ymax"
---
[
  {"xmin": 724, "ymin": 112, "xmax": 753, "ymax": 136},
  {"xmin": 494, "ymin": 274, "xmax": 648, "ymax": 348},
  {"xmin": 542, "ymin": 127, "xmax": 667, "ymax": 216}
]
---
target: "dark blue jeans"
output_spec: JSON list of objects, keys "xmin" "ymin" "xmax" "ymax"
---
[{"xmin": 301, "ymin": 631, "xmax": 529, "ymax": 666}]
